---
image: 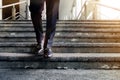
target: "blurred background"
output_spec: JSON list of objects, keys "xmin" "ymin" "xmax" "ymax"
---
[{"xmin": 0, "ymin": 0, "xmax": 120, "ymax": 20}]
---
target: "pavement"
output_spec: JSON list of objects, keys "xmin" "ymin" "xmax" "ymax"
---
[{"xmin": 0, "ymin": 69, "xmax": 120, "ymax": 80}]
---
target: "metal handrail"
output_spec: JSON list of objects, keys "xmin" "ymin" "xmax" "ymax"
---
[
  {"xmin": 4, "ymin": 12, "xmax": 19, "ymax": 20},
  {"xmin": 77, "ymin": 0, "xmax": 120, "ymax": 20},
  {"xmin": 0, "ymin": 1, "xmax": 26, "ymax": 9},
  {"xmin": 95, "ymin": 2, "xmax": 120, "ymax": 12},
  {"xmin": 0, "ymin": 1, "xmax": 27, "ymax": 20},
  {"xmin": 76, "ymin": 0, "xmax": 88, "ymax": 19}
]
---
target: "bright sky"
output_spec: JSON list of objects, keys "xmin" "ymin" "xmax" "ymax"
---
[{"xmin": 99, "ymin": 0, "xmax": 120, "ymax": 19}]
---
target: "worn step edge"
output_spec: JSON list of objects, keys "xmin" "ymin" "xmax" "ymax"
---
[
  {"xmin": 1, "ymin": 42, "xmax": 120, "ymax": 47},
  {"xmin": 1, "ymin": 24, "xmax": 120, "ymax": 27},
  {"xmin": 0, "ymin": 53, "xmax": 120, "ymax": 62},
  {"xmin": 1, "ymin": 20, "xmax": 120, "ymax": 24},
  {"xmin": 1, "ymin": 33, "xmax": 120, "ymax": 38},
  {"xmin": 0, "ymin": 39, "xmax": 120, "ymax": 43},
  {"xmin": 1, "ymin": 53, "xmax": 120, "ymax": 69},
  {"xmin": 0, "ymin": 38, "xmax": 120, "ymax": 42},
  {"xmin": 1, "ymin": 28, "xmax": 120, "ymax": 33}
]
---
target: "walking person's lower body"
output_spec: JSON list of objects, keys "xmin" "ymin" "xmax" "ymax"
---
[{"xmin": 29, "ymin": 0, "xmax": 60, "ymax": 58}]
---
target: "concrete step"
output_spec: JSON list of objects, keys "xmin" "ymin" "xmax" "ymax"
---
[
  {"xmin": 1, "ymin": 38, "xmax": 120, "ymax": 43},
  {"xmin": 1, "ymin": 20, "xmax": 120, "ymax": 24},
  {"xmin": 1, "ymin": 32, "xmax": 120, "ymax": 43},
  {"xmin": 1, "ymin": 27, "xmax": 120, "ymax": 33},
  {"xmin": 0, "ymin": 53, "xmax": 120, "ymax": 69},
  {"xmin": 0, "ymin": 32, "xmax": 120, "ymax": 38},
  {"xmin": 0, "ymin": 20, "xmax": 120, "ymax": 53},
  {"xmin": 1, "ymin": 23, "xmax": 120, "ymax": 28},
  {"xmin": 1, "ymin": 42, "xmax": 120, "ymax": 53},
  {"xmin": 1, "ymin": 42, "xmax": 120, "ymax": 47},
  {"xmin": 1, "ymin": 20, "xmax": 120, "ymax": 28}
]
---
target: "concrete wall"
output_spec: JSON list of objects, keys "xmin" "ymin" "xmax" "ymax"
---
[
  {"xmin": 59, "ymin": 0, "xmax": 76, "ymax": 20},
  {"xmin": 19, "ymin": 0, "xmax": 26, "ymax": 19}
]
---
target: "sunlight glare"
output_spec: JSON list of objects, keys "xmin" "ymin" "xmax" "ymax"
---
[{"xmin": 99, "ymin": 0, "xmax": 120, "ymax": 19}]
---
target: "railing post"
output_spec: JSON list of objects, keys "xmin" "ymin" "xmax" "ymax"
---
[
  {"xmin": 25, "ymin": 0, "xmax": 29, "ymax": 20},
  {"xmin": 84, "ymin": 2, "xmax": 87, "ymax": 20},
  {"xmin": 12, "ymin": 5, "xmax": 16, "ymax": 20},
  {"xmin": 93, "ymin": 2, "xmax": 97, "ymax": 20}
]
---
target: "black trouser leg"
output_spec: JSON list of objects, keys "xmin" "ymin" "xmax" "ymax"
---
[
  {"xmin": 31, "ymin": 13, "xmax": 43, "ymax": 46},
  {"xmin": 44, "ymin": 0, "xmax": 60, "ymax": 49},
  {"xmin": 29, "ymin": 1, "xmax": 44, "ymax": 46}
]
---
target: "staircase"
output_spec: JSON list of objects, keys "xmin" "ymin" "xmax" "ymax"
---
[{"xmin": 1, "ymin": 20, "xmax": 120, "ymax": 69}]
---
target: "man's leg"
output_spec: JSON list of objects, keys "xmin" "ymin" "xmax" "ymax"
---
[
  {"xmin": 29, "ymin": 0, "xmax": 44, "ymax": 54},
  {"xmin": 44, "ymin": 0, "xmax": 60, "ymax": 57}
]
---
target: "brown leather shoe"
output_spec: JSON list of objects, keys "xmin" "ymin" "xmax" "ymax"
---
[
  {"xmin": 38, "ymin": 48, "xmax": 44, "ymax": 56},
  {"xmin": 32, "ymin": 44, "xmax": 43, "ymax": 56},
  {"xmin": 44, "ymin": 48, "xmax": 53, "ymax": 58},
  {"xmin": 31, "ymin": 44, "xmax": 40, "ymax": 53}
]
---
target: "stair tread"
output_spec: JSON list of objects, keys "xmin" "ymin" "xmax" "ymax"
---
[
  {"xmin": 1, "ymin": 32, "xmax": 120, "ymax": 38},
  {"xmin": 1, "ymin": 42, "xmax": 120, "ymax": 47},
  {"xmin": 1, "ymin": 20, "xmax": 120, "ymax": 23},
  {"xmin": 1, "ymin": 20, "xmax": 120, "ymax": 53},
  {"xmin": 1, "ymin": 28, "xmax": 120, "ymax": 32},
  {"xmin": 1, "ymin": 24, "xmax": 120, "ymax": 27},
  {"xmin": 0, "ymin": 53, "xmax": 120, "ymax": 61}
]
